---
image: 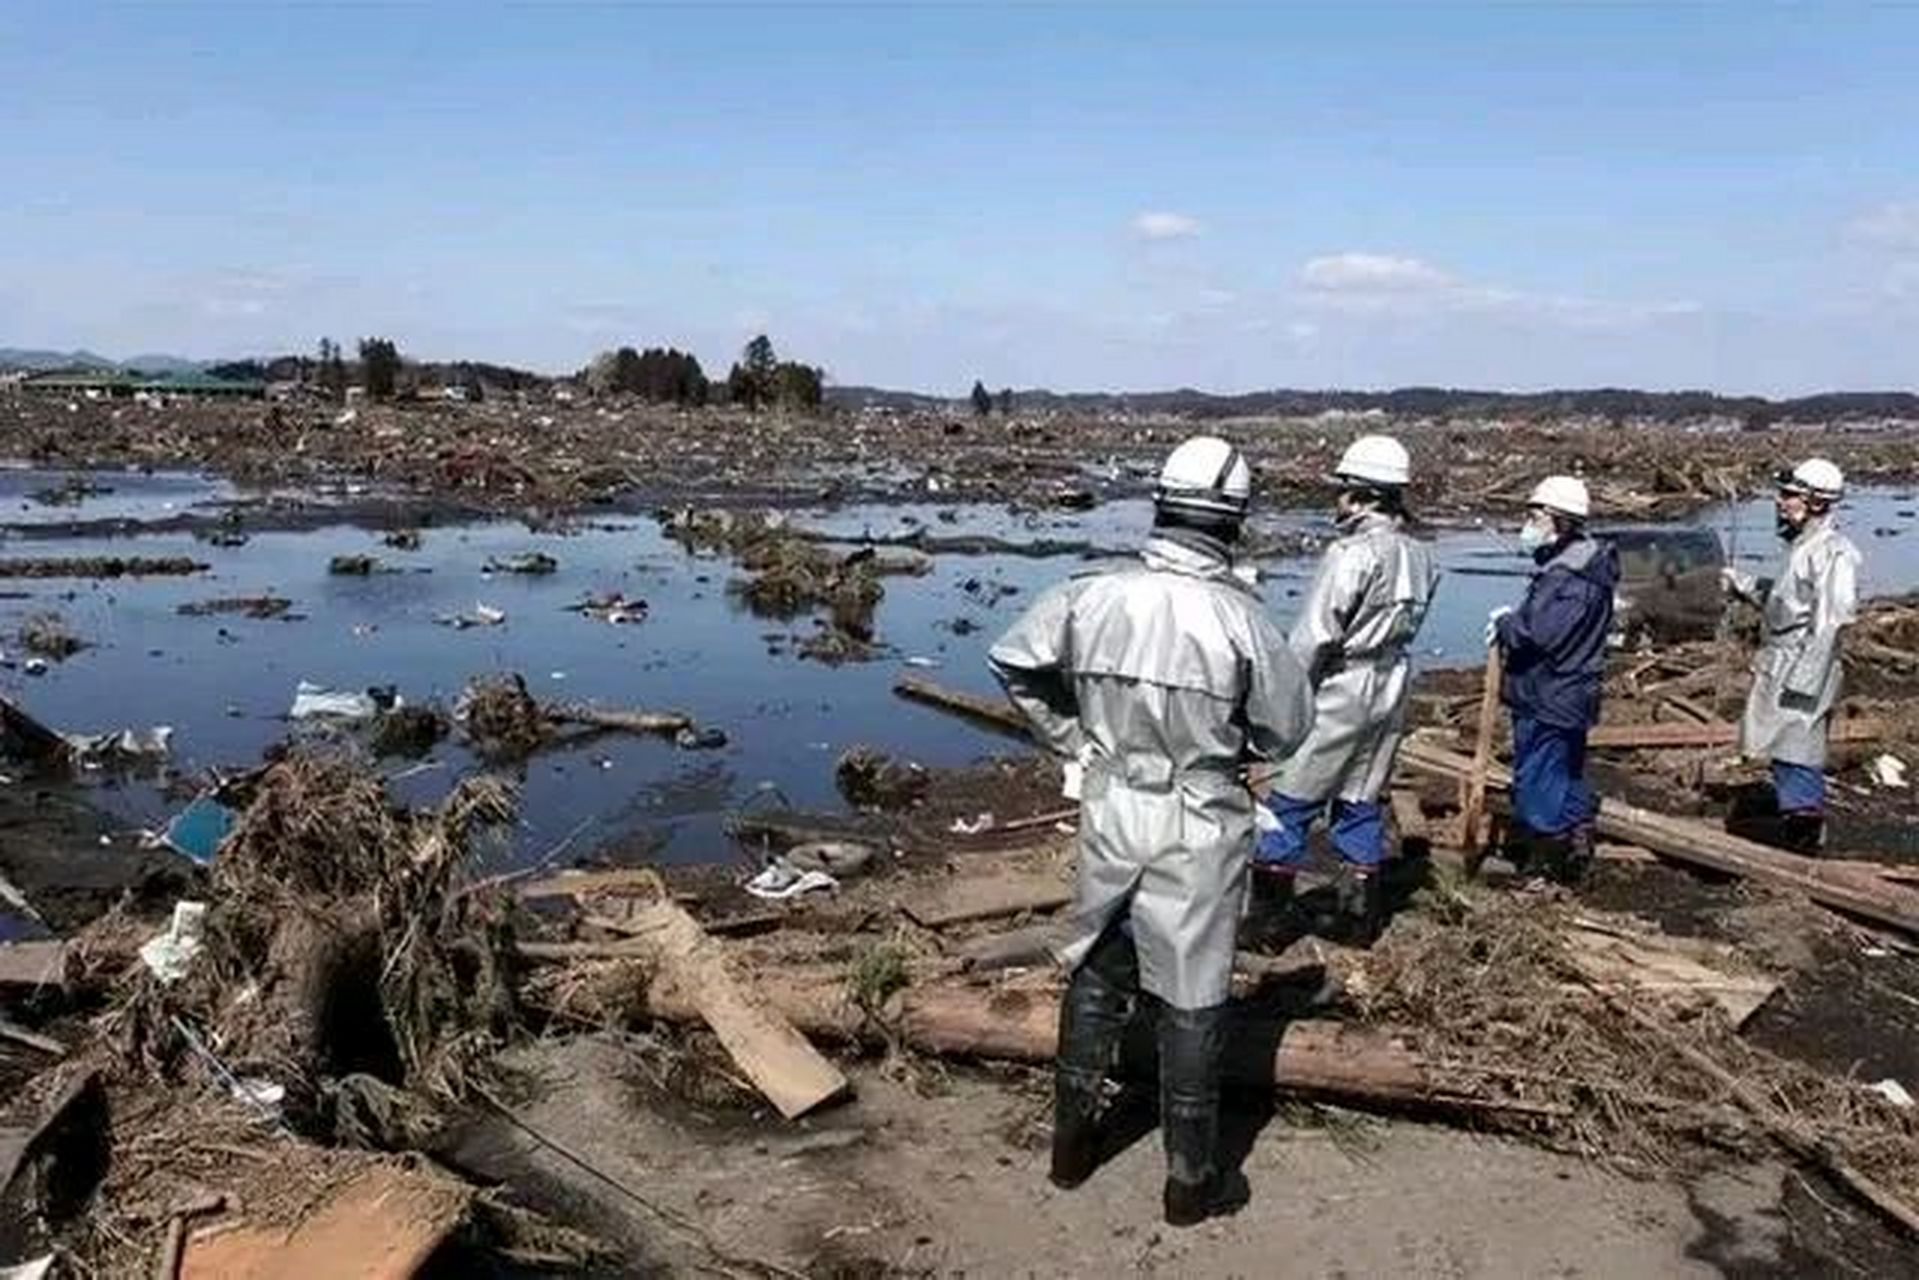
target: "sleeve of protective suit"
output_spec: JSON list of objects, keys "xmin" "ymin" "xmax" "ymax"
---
[
  {"xmin": 1245, "ymin": 610, "xmax": 1315, "ymax": 762},
  {"xmin": 1287, "ymin": 540, "xmax": 1369, "ymax": 685},
  {"xmin": 1496, "ymin": 569, "xmax": 1585, "ymax": 660},
  {"xmin": 986, "ymin": 579, "xmax": 1087, "ymax": 758},
  {"xmin": 1783, "ymin": 542, "xmax": 1860, "ymax": 699}
]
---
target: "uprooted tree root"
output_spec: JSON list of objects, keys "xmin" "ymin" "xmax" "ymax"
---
[
  {"xmin": 100, "ymin": 750, "xmax": 520, "ymax": 1144},
  {"xmin": 1349, "ymin": 888, "xmax": 1919, "ymax": 1213}
]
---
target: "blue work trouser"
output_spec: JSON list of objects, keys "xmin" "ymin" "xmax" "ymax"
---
[
  {"xmin": 1511, "ymin": 715, "xmax": 1596, "ymax": 838},
  {"xmin": 1254, "ymin": 792, "xmax": 1386, "ymax": 869},
  {"xmin": 1771, "ymin": 761, "xmax": 1826, "ymax": 815}
]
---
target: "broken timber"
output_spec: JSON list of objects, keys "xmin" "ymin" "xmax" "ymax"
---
[
  {"xmin": 892, "ymin": 676, "xmax": 1032, "ymax": 738},
  {"xmin": 1398, "ymin": 736, "xmax": 1919, "ymax": 937},
  {"xmin": 598, "ymin": 898, "xmax": 849, "ymax": 1118},
  {"xmin": 620, "ymin": 973, "xmax": 1548, "ymax": 1118},
  {"xmin": 547, "ymin": 703, "xmax": 693, "ymax": 736},
  {"xmin": 0, "ymin": 940, "xmax": 68, "ymax": 993}
]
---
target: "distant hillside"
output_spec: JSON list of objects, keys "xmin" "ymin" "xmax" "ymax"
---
[
  {"xmin": 0, "ymin": 348, "xmax": 206, "ymax": 375},
  {"xmin": 828, "ymin": 384, "xmax": 1919, "ymax": 424},
  {"xmin": 0, "ymin": 348, "xmax": 120, "ymax": 373}
]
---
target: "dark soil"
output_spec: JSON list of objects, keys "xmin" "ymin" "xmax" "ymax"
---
[{"xmin": 0, "ymin": 776, "xmax": 196, "ymax": 932}]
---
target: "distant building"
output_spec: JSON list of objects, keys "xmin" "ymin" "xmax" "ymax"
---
[{"xmin": 18, "ymin": 368, "xmax": 266, "ymax": 401}]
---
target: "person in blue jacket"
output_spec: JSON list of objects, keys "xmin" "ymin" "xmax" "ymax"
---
[{"xmin": 1487, "ymin": 475, "xmax": 1618, "ymax": 884}]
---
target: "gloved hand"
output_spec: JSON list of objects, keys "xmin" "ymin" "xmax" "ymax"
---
[
  {"xmin": 1484, "ymin": 605, "xmax": 1513, "ymax": 647},
  {"xmin": 1720, "ymin": 565, "xmax": 1752, "ymax": 599}
]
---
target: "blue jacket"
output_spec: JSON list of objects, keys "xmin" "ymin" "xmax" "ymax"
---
[{"xmin": 1497, "ymin": 534, "xmax": 1619, "ymax": 731}]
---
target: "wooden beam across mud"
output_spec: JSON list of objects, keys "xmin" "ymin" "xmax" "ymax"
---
[
  {"xmin": 1397, "ymin": 736, "xmax": 1919, "ymax": 937},
  {"xmin": 627, "ymin": 973, "xmax": 1557, "ymax": 1119}
]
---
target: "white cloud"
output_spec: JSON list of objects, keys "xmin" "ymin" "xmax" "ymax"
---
[
  {"xmin": 1131, "ymin": 211, "xmax": 1202, "ymax": 241},
  {"xmin": 1301, "ymin": 252, "xmax": 1453, "ymax": 293},
  {"xmin": 1295, "ymin": 249, "xmax": 1695, "ymax": 331},
  {"xmin": 1850, "ymin": 201, "xmax": 1919, "ymax": 252}
]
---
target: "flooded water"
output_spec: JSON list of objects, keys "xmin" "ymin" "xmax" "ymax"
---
[{"xmin": 2, "ymin": 467, "xmax": 1914, "ymax": 874}]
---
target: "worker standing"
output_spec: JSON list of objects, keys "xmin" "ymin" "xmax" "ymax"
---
[
  {"xmin": 1723, "ymin": 459, "xmax": 1861, "ymax": 854},
  {"xmin": 1488, "ymin": 476, "xmax": 1617, "ymax": 884},
  {"xmin": 988, "ymin": 436, "xmax": 1312, "ymax": 1227},
  {"xmin": 1251, "ymin": 435, "xmax": 1437, "ymax": 943}
]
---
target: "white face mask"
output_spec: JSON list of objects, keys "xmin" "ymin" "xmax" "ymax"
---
[{"xmin": 1518, "ymin": 517, "xmax": 1554, "ymax": 551}]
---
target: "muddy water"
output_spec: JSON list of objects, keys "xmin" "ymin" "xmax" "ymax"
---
[{"xmin": 2, "ymin": 468, "xmax": 1914, "ymax": 873}]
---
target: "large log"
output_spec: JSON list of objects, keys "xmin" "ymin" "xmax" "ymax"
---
[
  {"xmin": 632, "ymin": 973, "xmax": 1513, "ymax": 1113},
  {"xmin": 1398, "ymin": 736, "xmax": 1919, "ymax": 937}
]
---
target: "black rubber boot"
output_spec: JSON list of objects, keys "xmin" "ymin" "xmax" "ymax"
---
[
  {"xmin": 1335, "ymin": 866, "xmax": 1386, "ymax": 946},
  {"xmin": 1528, "ymin": 832, "xmax": 1574, "ymax": 885},
  {"xmin": 1558, "ymin": 824, "xmax": 1595, "ymax": 886},
  {"xmin": 1158, "ymin": 1003, "xmax": 1247, "ymax": 1227},
  {"xmin": 1243, "ymin": 866, "xmax": 1297, "ymax": 950},
  {"xmin": 1050, "ymin": 930, "xmax": 1137, "ymax": 1190},
  {"xmin": 1778, "ymin": 811, "xmax": 1825, "ymax": 857}
]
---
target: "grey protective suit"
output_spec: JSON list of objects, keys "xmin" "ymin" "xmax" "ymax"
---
[
  {"xmin": 1731, "ymin": 516, "xmax": 1862, "ymax": 768},
  {"xmin": 1271, "ymin": 511, "xmax": 1438, "ymax": 802},
  {"xmin": 988, "ymin": 534, "xmax": 1314, "ymax": 1010}
]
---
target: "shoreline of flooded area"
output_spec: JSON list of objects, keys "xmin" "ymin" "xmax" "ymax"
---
[{"xmin": 2, "ymin": 464, "xmax": 1914, "ymax": 872}]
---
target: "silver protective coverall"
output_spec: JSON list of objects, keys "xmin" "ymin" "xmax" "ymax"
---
[
  {"xmin": 1272, "ymin": 512, "xmax": 1438, "ymax": 803},
  {"xmin": 987, "ymin": 535, "xmax": 1313, "ymax": 1010},
  {"xmin": 1732, "ymin": 517, "xmax": 1862, "ymax": 768}
]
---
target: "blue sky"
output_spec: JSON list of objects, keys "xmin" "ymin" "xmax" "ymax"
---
[{"xmin": 2, "ymin": 2, "xmax": 1915, "ymax": 394}]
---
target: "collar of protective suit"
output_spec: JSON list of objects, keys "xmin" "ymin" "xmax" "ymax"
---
[
  {"xmin": 1338, "ymin": 508, "xmax": 1402, "ymax": 536},
  {"xmin": 1142, "ymin": 531, "xmax": 1235, "ymax": 580},
  {"xmin": 1786, "ymin": 513, "xmax": 1835, "ymax": 543}
]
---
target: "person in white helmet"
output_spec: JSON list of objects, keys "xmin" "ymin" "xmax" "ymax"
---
[
  {"xmin": 1250, "ymin": 434, "xmax": 1437, "ymax": 944},
  {"xmin": 1487, "ymin": 475, "xmax": 1618, "ymax": 883},
  {"xmin": 988, "ymin": 435, "xmax": 1313, "ymax": 1227},
  {"xmin": 1722, "ymin": 458, "xmax": 1861, "ymax": 854}
]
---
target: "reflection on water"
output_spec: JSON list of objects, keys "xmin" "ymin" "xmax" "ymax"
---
[{"xmin": 2, "ymin": 474, "xmax": 1913, "ymax": 871}]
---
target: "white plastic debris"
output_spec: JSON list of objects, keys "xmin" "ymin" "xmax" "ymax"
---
[
  {"xmin": 744, "ymin": 859, "xmax": 839, "ymax": 901},
  {"xmin": 949, "ymin": 813, "xmax": 995, "ymax": 836},
  {"xmin": 1869, "ymin": 1078, "xmax": 1915, "ymax": 1109},
  {"xmin": 1868, "ymin": 754, "xmax": 1909, "ymax": 790},
  {"xmin": 289, "ymin": 681, "xmax": 388, "ymax": 721},
  {"xmin": 0, "ymin": 1256, "xmax": 55, "ymax": 1280},
  {"xmin": 63, "ymin": 726, "xmax": 174, "ymax": 765},
  {"xmin": 139, "ymin": 900, "xmax": 208, "ymax": 985},
  {"xmin": 436, "ymin": 602, "xmax": 507, "ymax": 629},
  {"xmin": 231, "ymin": 1076, "xmax": 287, "ymax": 1117}
]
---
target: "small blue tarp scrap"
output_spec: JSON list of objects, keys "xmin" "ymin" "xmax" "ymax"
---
[{"xmin": 163, "ymin": 795, "xmax": 235, "ymax": 866}]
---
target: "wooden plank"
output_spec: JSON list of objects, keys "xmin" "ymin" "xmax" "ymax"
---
[
  {"xmin": 900, "ymin": 873, "xmax": 1072, "ymax": 929},
  {"xmin": 181, "ymin": 1165, "xmax": 471, "ymax": 1280},
  {"xmin": 1460, "ymin": 645, "xmax": 1504, "ymax": 854},
  {"xmin": 0, "ymin": 940, "xmax": 67, "ymax": 993},
  {"xmin": 1587, "ymin": 717, "xmax": 1887, "ymax": 750},
  {"xmin": 1398, "ymin": 735, "xmax": 1919, "ymax": 937},
  {"xmin": 1564, "ymin": 922, "xmax": 1777, "ymax": 1027},
  {"xmin": 892, "ymin": 676, "xmax": 1032, "ymax": 738},
  {"xmin": 615, "ymin": 898, "xmax": 849, "ymax": 1119}
]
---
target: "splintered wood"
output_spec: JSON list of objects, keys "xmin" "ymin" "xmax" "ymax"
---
[{"xmin": 617, "ymin": 898, "xmax": 849, "ymax": 1118}]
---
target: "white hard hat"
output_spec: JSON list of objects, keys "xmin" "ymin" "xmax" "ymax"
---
[
  {"xmin": 1156, "ymin": 435, "xmax": 1251, "ymax": 519},
  {"xmin": 1780, "ymin": 457, "xmax": 1844, "ymax": 501},
  {"xmin": 1333, "ymin": 434, "xmax": 1411, "ymax": 488},
  {"xmin": 1528, "ymin": 475, "xmax": 1590, "ymax": 520}
]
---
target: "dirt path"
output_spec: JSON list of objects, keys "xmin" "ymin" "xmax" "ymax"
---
[{"xmin": 462, "ymin": 1035, "xmax": 1809, "ymax": 1278}]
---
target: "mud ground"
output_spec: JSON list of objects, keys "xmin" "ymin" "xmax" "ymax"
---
[{"xmin": 450, "ymin": 1034, "xmax": 1860, "ymax": 1279}]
